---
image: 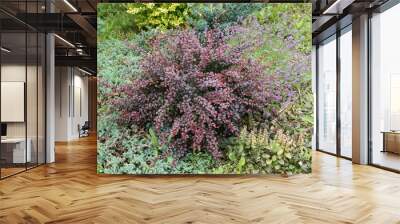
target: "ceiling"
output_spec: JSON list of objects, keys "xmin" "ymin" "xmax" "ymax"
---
[
  {"xmin": 0, "ymin": 0, "xmax": 97, "ymax": 75},
  {"xmin": 2, "ymin": 0, "xmax": 396, "ymax": 73},
  {"xmin": 312, "ymin": 0, "xmax": 391, "ymax": 44}
]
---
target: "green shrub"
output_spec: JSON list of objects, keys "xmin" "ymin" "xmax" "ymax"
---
[
  {"xmin": 254, "ymin": 4, "xmax": 312, "ymax": 54},
  {"xmin": 97, "ymin": 3, "xmax": 313, "ymax": 175},
  {"xmin": 217, "ymin": 126, "xmax": 311, "ymax": 175},
  {"xmin": 111, "ymin": 28, "xmax": 280, "ymax": 159},
  {"xmin": 98, "ymin": 4, "xmax": 137, "ymax": 40},
  {"xmin": 126, "ymin": 3, "xmax": 189, "ymax": 31},
  {"xmin": 98, "ymin": 126, "xmax": 217, "ymax": 174},
  {"xmin": 98, "ymin": 3, "xmax": 189, "ymax": 40},
  {"xmin": 187, "ymin": 3, "xmax": 264, "ymax": 32},
  {"xmin": 97, "ymin": 39, "xmax": 142, "ymax": 85},
  {"xmin": 216, "ymin": 77, "xmax": 313, "ymax": 175},
  {"xmin": 271, "ymin": 71, "xmax": 313, "ymax": 144}
]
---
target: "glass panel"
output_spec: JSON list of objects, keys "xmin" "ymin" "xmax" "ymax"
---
[
  {"xmin": 0, "ymin": 0, "xmax": 46, "ymax": 178},
  {"xmin": 24, "ymin": 0, "xmax": 40, "ymax": 170},
  {"xmin": 27, "ymin": 31, "xmax": 38, "ymax": 169},
  {"xmin": 1, "ymin": 31, "xmax": 27, "ymax": 177},
  {"xmin": 371, "ymin": 4, "xmax": 400, "ymax": 171},
  {"xmin": 340, "ymin": 27, "xmax": 352, "ymax": 158},
  {"xmin": 318, "ymin": 35, "xmax": 337, "ymax": 154}
]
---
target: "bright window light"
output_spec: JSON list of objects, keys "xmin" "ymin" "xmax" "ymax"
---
[
  {"xmin": 54, "ymin": 34, "xmax": 75, "ymax": 48},
  {"xmin": 323, "ymin": 0, "xmax": 355, "ymax": 15},
  {"xmin": 63, "ymin": 0, "xmax": 78, "ymax": 12},
  {"xmin": 1, "ymin": 47, "xmax": 11, "ymax": 53},
  {"xmin": 78, "ymin": 68, "xmax": 92, "ymax": 76}
]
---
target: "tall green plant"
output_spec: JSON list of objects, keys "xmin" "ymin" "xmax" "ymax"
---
[
  {"xmin": 98, "ymin": 3, "xmax": 189, "ymax": 40},
  {"xmin": 187, "ymin": 3, "xmax": 264, "ymax": 32},
  {"xmin": 254, "ymin": 4, "xmax": 312, "ymax": 54},
  {"xmin": 217, "ymin": 126, "xmax": 311, "ymax": 175},
  {"xmin": 126, "ymin": 3, "xmax": 189, "ymax": 31},
  {"xmin": 98, "ymin": 4, "xmax": 136, "ymax": 40}
]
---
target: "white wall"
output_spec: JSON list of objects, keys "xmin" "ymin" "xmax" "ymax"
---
[
  {"xmin": 1, "ymin": 65, "xmax": 27, "ymax": 140},
  {"xmin": 55, "ymin": 67, "xmax": 89, "ymax": 141},
  {"xmin": 72, "ymin": 73, "xmax": 89, "ymax": 138},
  {"xmin": 1, "ymin": 63, "xmax": 46, "ymax": 164},
  {"xmin": 1, "ymin": 65, "xmax": 38, "ymax": 137},
  {"xmin": 55, "ymin": 66, "xmax": 69, "ymax": 141}
]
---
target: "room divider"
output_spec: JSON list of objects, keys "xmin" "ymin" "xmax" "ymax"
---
[{"xmin": 0, "ymin": 1, "xmax": 47, "ymax": 179}]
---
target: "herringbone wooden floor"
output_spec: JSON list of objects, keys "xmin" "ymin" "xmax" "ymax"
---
[{"xmin": 1, "ymin": 136, "xmax": 400, "ymax": 224}]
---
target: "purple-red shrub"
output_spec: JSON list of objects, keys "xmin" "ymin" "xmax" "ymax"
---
[{"xmin": 113, "ymin": 28, "xmax": 280, "ymax": 159}]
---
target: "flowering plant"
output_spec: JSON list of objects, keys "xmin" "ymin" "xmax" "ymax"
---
[{"xmin": 112, "ymin": 28, "xmax": 283, "ymax": 159}]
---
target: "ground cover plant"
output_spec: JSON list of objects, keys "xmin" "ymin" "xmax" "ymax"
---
[{"xmin": 97, "ymin": 3, "xmax": 312, "ymax": 175}]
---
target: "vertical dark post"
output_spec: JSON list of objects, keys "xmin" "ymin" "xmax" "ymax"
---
[
  {"xmin": 44, "ymin": 41, "xmax": 47, "ymax": 163},
  {"xmin": 316, "ymin": 45, "xmax": 320, "ymax": 151},
  {"xmin": 0, "ymin": 19, "xmax": 2, "ymax": 179},
  {"xmin": 36, "ymin": 0, "xmax": 39, "ymax": 167},
  {"xmin": 336, "ymin": 28, "xmax": 341, "ymax": 157},
  {"xmin": 73, "ymin": 68, "xmax": 75, "ymax": 118},
  {"xmin": 367, "ymin": 10, "xmax": 372, "ymax": 164},
  {"xmin": 25, "ymin": 0, "xmax": 28, "ymax": 171}
]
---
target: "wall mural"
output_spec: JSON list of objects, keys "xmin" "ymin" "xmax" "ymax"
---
[{"xmin": 97, "ymin": 3, "xmax": 313, "ymax": 175}]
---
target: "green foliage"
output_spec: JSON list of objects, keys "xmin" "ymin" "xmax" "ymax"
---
[
  {"xmin": 147, "ymin": 128, "xmax": 160, "ymax": 152},
  {"xmin": 272, "ymin": 72, "xmax": 314, "ymax": 144},
  {"xmin": 97, "ymin": 3, "xmax": 313, "ymax": 175},
  {"xmin": 187, "ymin": 3, "xmax": 264, "ymax": 32},
  {"xmin": 126, "ymin": 3, "xmax": 189, "ymax": 31},
  {"xmin": 98, "ymin": 3, "xmax": 311, "ymax": 54},
  {"xmin": 217, "ymin": 126, "xmax": 311, "ymax": 175},
  {"xmin": 98, "ymin": 3, "xmax": 189, "ymax": 40},
  {"xmin": 97, "ymin": 39, "xmax": 142, "ymax": 85},
  {"xmin": 97, "ymin": 126, "xmax": 217, "ymax": 174},
  {"xmin": 254, "ymin": 4, "xmax": 312, "ymax": 54},
  {"xmin": 214, "ymin": 73, "xmax": 313, "ymax": 175},
  {"xmin": 239, "ymin": 23, "xmax": 293, "ymax": 74},
  {"xmin": 174, "ymin": 152, "xmax": 216, "ymax": 174},
  {"xmin": 98, "ymin": 4, "xmax": 136, "ymax": 40}
]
